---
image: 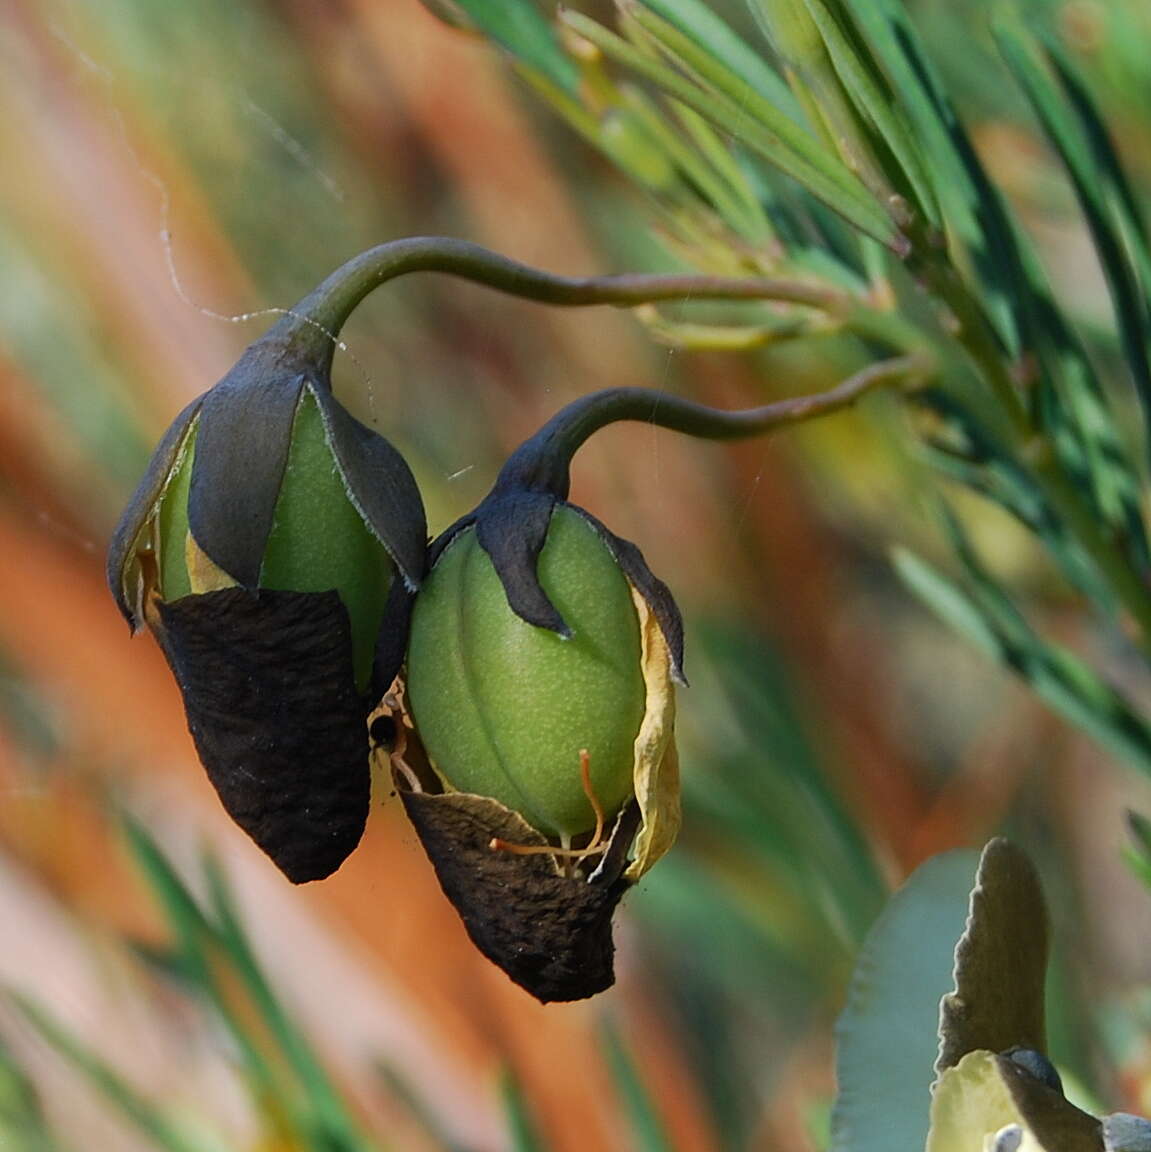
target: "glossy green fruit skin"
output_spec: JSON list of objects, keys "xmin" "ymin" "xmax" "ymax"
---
[
  {"xmin": 406, "ymin": 507, "xmax": 646, "ymax": 839},
  {"xmin": 158, "ymin": 391, "xmax": 394, "ymax": 690}
]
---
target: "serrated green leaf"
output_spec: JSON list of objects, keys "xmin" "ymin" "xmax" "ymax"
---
[{"xmin": 830, "ymin": 848, "xmax": 980, "ymax": 1152}]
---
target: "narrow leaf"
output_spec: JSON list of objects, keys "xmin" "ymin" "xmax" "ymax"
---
[
  {"xmin": 0, "ymin": 1036, "xmax": 60, "ymax": 1152},
  {"xmin": 798, "ymin": 0, "xmax": 941, "ymax": 223},
  {"xmin": 501, "ymin": 1068, "xmax": 552, "ymax": 1152},
  {"xmin": 447, "ymin": 0, "xmax": 578, "ymax": 94},
  {"xmin": 562, "ymin": 10, "xmax": 899, "ymax": 245},
  {"xmin": 996, "ymin": 18, "xmax": 1151, "ymax": 464},
  {"xmin": 893, "ymin": 546, "xmax": 1151, "ymax": 777},
  {"xmin": 7, "ymin": 993, "xmax": 228, "ymax": 1152},
  {"xmin": 377, "ymin": 1062, "xmax": 476, "ymax": 1152},
  {"xmin": 119, "ymin": 814, "xmax": 284, "ymax": 1115},
  {"xmin": 602, "ymin": 1021, "xmax": 675, "ymax": 1152},
  {"xmin": 637, "ymin": 0, "xmax": 800, "ymax": 118},
  {"xmin": 1043, "ymin": 37, "xmax": 1151, "ymax": 274},
  {"xmin": 200, "ymin": 856, "xmax": 371, "ymax": 1151}
]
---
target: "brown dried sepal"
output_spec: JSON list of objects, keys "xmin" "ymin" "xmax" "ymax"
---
[
  {"xmin": 158, "ymin": 586, "xmax": 370, "ymax": 884},
  {"xmin": 400, "ymin": 789, "xmax": 638, "ymax": 1002}
]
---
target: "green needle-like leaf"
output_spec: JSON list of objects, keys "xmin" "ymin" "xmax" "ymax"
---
[
  {"xmin": 6, "ymin": 993, "xmax": 229, "ymax": 1152},
  {"xmin": 637, "ymin": 0, "xmax": 800, "ymax": 118},
  {"xmin": 1043, "ymin": 35, "xmax": 1151, "ymax": 292},
  {"xmin": 996, "ymin": 17, "xmax": 1151, "ymax": 463},
  {"xmin": 602, "ymin": 1021, "xmax": 676, "ymax": 1152},
  {"xmin": 0, "ymin": 1037, "xmax": 60, "ymax": 1152},
  {"xmin": 894, "ymin": 540, "xmax": 1151, "ymax": 778},
  {"xmin": 201, "ymin": 856, "xmax": 373, "ymax": 1152},
  {"xmin": 445, "ymin": 0, "xmax": 579, "ymax": 94},
  {"xmin": 119, "ymin": 815, "xmax": 285, "ymax": 1123},
  {"xmin": 797, "ymin": 0, "xmax": 941, "ymax": 224},
  {"xmin": 123, "ymin": 817, "xmax": 373, "ymax": 1152},
  {"xmin": 500, "ymin": 1068, "xmax": 553, "ymax": 1152},
  {"xmin": 563, "ymin": 9, "xmax": 899, "ymax": 245}
]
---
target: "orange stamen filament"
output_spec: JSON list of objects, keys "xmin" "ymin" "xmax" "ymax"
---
[
  {"xmin": 490, "ymin": 748, "xmax": 607, "ymax": 859},
  {"xmin": 391, "ymin": 753, "xmax": 422, "ymax": 793},
  {"xmin": 389, "ymin": 720, "xmax": 425, "ymax": 793}
]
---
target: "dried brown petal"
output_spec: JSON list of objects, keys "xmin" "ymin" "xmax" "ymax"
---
[
  {"xmin": 158, "ymin": 587, "xmax": 370, "ymax": 883},
  {"xmin": 400, "ymin": 790, "xmax": 636, "ymax": 1002},
  {"xmin": 625, "ymin": 580, "xmax": 679, "ymax": 881}
]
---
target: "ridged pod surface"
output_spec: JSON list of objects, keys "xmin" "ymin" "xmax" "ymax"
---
[{"xmin": 407, "ymin": 506, "xmax": 646, "ymax": 839}]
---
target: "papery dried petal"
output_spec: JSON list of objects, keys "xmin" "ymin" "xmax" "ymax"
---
[
  {"xmin": 625, "ymin": 581, "xmax": 679, "ymax": 881},
  {"xmin": 400, "ymin": 789, "xmax": 636, "ymax": 1001}
]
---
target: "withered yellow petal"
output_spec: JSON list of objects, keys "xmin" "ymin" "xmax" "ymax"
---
[
  {"xmin": 186, "ymin": 533, "xmax": 238, "ymax": 594},
  {"xmin": 625, "ymin": 580, "xmax": 679, "ymax": 882}
]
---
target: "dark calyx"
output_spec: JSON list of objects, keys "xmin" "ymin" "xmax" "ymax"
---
[
  {"xmin": 159, "ymin": 586, "xmax": 371, "ymax": 883},
  {"xmin": 401, "ymin": 790, "xmax": 640, "ymax": 1002}
]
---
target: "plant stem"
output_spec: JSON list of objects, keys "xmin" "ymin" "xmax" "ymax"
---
[
  {"xmin": 909, "ymin": 242, "xmax": 1151, "ymax": 643},
  {"xmin": 495, "ymin": 354, "xmax": 928, "ymax": 497},
  {"xmin": 274, "ymin": 236, "xmax": 851, "ymax": 371},
  {"xmin": 917, "ymin": 258, "xmax": 1030, "ymax": 435}
]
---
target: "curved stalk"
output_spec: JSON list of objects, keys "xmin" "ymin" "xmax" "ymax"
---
[
  {"xmin": 448, "ymin": 356, "xmax": 927, "ymax": 652},
  {"xmin": 495, "ymin": 354, "xmax": 927, "ymax": 498},
  {"xmin": 271, "ymin": 236, "xmax": 852, "ymax": 370}
]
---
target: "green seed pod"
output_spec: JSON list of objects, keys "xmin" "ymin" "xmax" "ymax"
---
[
  {"xmin": 400, "ymin": 490, "xmax": 680, "ymax": 1001},
  {"xmin": 108, "ymin": 316, "xmax": 426, "ymax": 884},
  {"xmin": 407, "ymin": 506, "xmax": 648, "ymax": 839},
  {"xmin": 395, "ymin": 374, "xmax": 898, "ymax": 1000},
  {"xmin": 397, "ymin": 396, "xmax": 686, "ymax": 1002}
]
